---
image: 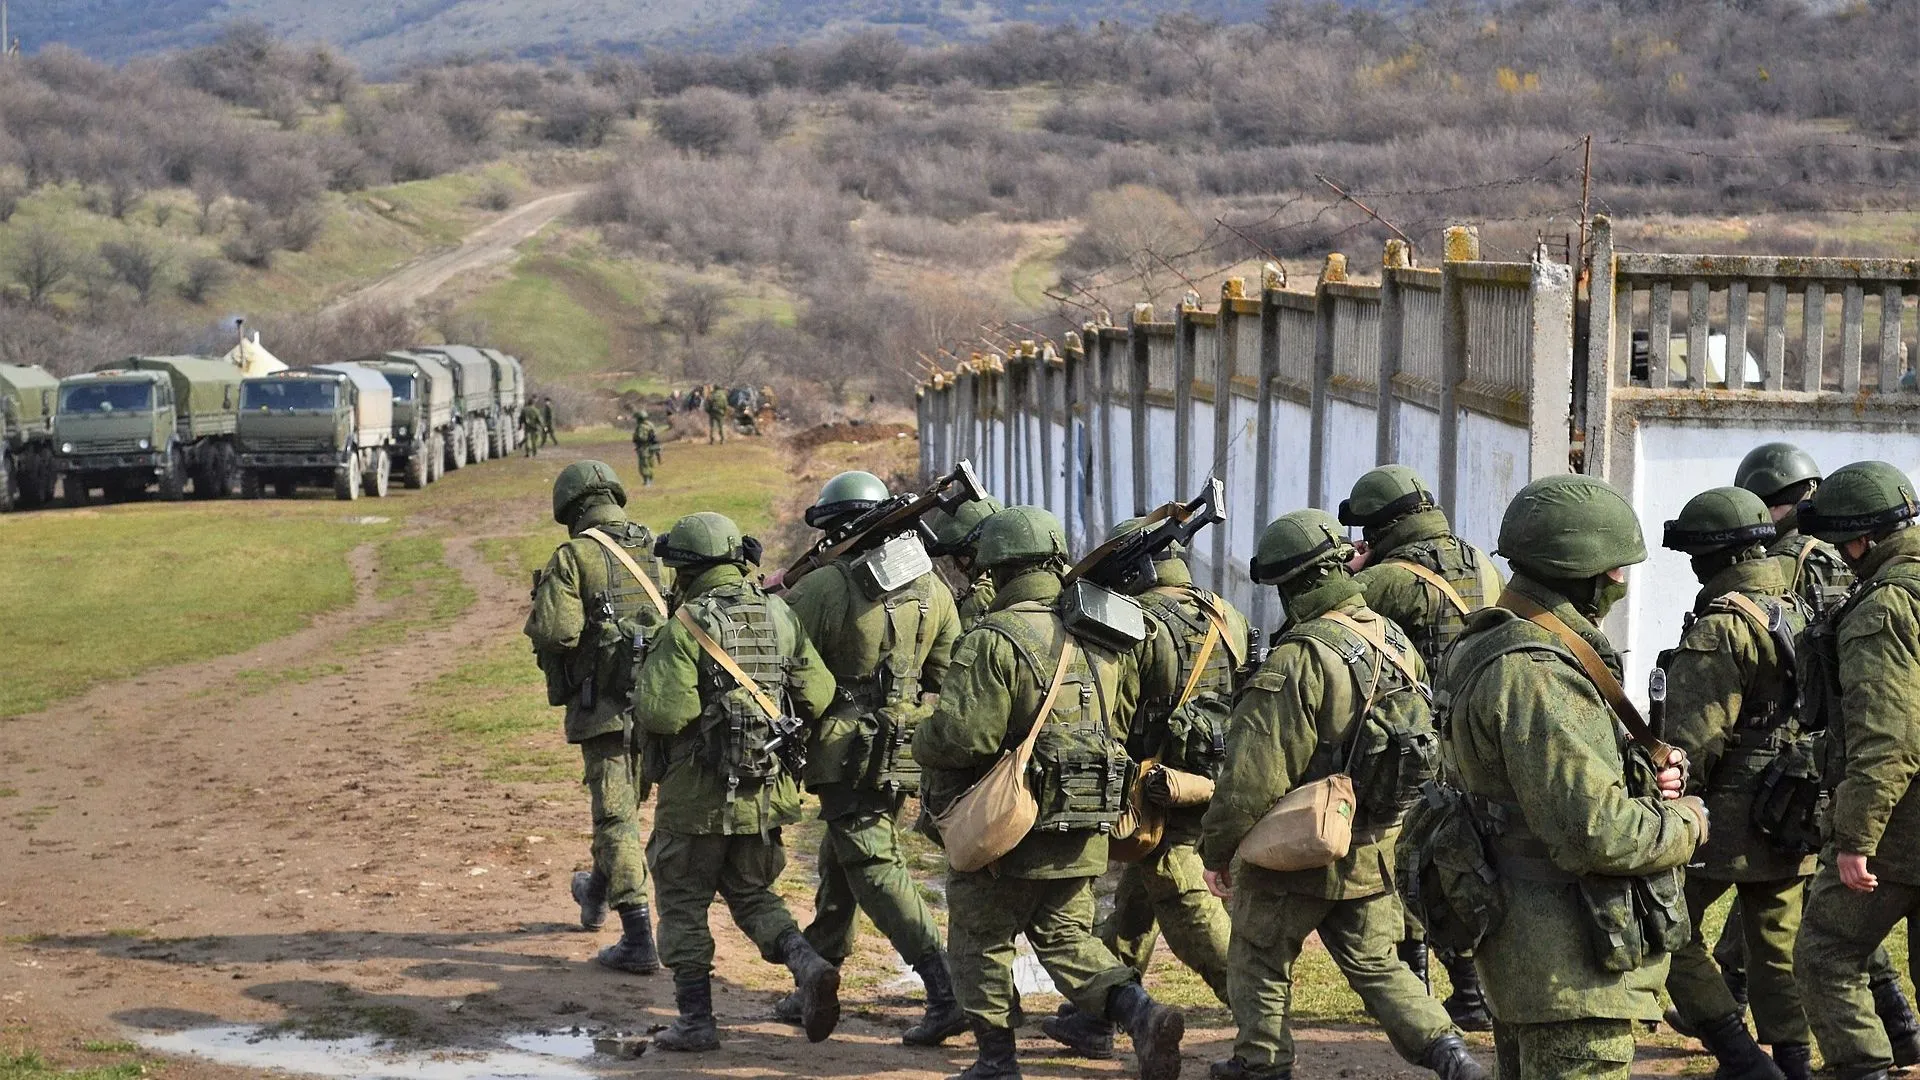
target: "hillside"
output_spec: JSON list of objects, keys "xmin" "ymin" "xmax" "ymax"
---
[{"xmin": 11, "ymin": 0, "xmax": 1273, "ymax": 68}]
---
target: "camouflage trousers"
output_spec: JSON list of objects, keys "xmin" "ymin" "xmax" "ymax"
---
[
  {"xmin": 707, "ymin": 415, "xmax": 725, "ymax": 443},
  {"xmin": 648, "ymin": 828, "xmax": 800, "ymax": 976},
  {"xmin": 634, "ymin": 447, "xmax": 654, "ymax": 485},
  {"xmin": 1096, "ymin": 837, "xmax": 1231, "ymax": 1006},
  {"xmin": 1227, "ymin": 885, "xmax": 1456, "ymax": 1071},
  {"xmin": 1796, "ymin": 865, "xmax": 1920, "ymax": 1076},
  {"xmin": 1714, "ymin": 888, "xmax": 1899, "ymax": 991},
  {"xmin": 946, "ymin": 871, "xmax": 1137, "ymax": 1031},
  {"xmin": 803, "ymin": 800, "xmax": 942, "ymax": 968},
  {"xmin": 580, "ymin": 731, "xmax": 647, "ymax": 910},
  {"xmin": 1666, "ymin": 873, "xmax": 1809, "ymax": 1045},
  {"xmin": 1493, "ymin": 1018, "xmax": 1636, "ymax": 1080}
]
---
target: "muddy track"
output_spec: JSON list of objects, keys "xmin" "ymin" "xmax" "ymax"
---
[{"xmin": 322, "ymin": 189, "xmax": 587, "ymax": 315}]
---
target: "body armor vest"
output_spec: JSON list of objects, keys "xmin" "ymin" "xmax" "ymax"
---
[
  {"xmin": 1382, "ymin": 535, "xmax": 1500, "ymax": 673},
  {"xmin": 1135, "ymin": 584, "xmax": 1241, "ymax": 779},
  {"xmin": 549, "ymin": 521, "xmax": 665, "ymax": 712},
  {"xmin": 1772, "ymin": 532, "xmax": 1854, "ymax": 619},
  {"xmin": 684, "ymin": 580, "xmax": 797, "ymax": 789}
]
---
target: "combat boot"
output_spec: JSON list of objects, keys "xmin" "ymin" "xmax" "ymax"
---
[
  {"xmin": 654, "ymin": 970, "xmax": 720, "ymax": 1052},
  {"xmin": 594, "ymin": 905, "xmax": 660, "ymax": 974},
  {"xmin": 570, "ymin": 870, "xmax": 609, "ymax": 931},
  {"xmin": 1772, "ymin": 1043, "xmax": 1812, "ymax": 1080},
  {"xmin": 771, "ymin": 988, "xmax": 804, "ymax": 1026},
  {"xmin": 1439, "ymin": 953, "xmax": 1492, "ymax": 1032},
  {"xmin": 1041, "ymin": 1003, "xmax": 1116, "ymax": 1059},
  {"xmin": 903, "ymin": 950, "xmax": 969, "ymax": 1047},
  {"xmin": 1699, "ymin": 1012, "xmax": 1785, "ymax": 1080},
  {"xmin": 777, "ymin": 929, "xmax": 842, "ymax": 1042},
  {"xmin": 1210, "ymin": 1056, "xmax": 1289, "ymax": 1080},
  {"xmin": 1666, "ymin": 1008, "xmax": 1702, "ymax": 1041},
  {"xmin": 1106, "ymin": 983, "xmax": 1185, "ymax": 1080},
  {"xmin": 1420, "ymin": 1034, "xmax": 1489, "ymax": 1080},
  {"xmin": 1398, "ymin": 938, "xmax": 1430, "ymax": 987},
  {"xmin": 1871, "ymin": 974, "xmax": 1920, "ymax": 1066},
  {"xmin": 953, "ymin": 1023, "xmax": 1020, "ymax": 1080}
]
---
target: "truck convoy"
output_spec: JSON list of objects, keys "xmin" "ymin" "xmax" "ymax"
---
[
  {"xmin": 361, "ymin": 351, "xmax": 455, "ymax": 489},
  {"xmin": 55, "ymin": 356, "xmax": 241, "ymax": 505},
  {"xmin": 1, "ymin": 363, "xmax": 59, "ymax": 511},
  {"xmin": 419, "ymin": 345, "xmax": 497, "ymax": 469},
  {"xmin": 236, "ymin": 364, "xmax": 395, "ymax": 501},
  {"xmin": 481, "ymin": 347, "xmax": 526, "ymax": 458}
]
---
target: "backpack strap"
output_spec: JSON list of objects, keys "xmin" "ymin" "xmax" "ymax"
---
[
  {"xmin": 1175, "ymin": 617, "xmax": 1222, "ymax": 710},
  {"xmin": 1386, "ymin": 558, "xmax": 1473, "ymax": 616},
  {"xmin": 676, "ymin": 605, "xmax": 781, "ymax": 721},
  {"xmin": 1013, "ymin": 638, "xmax": 1080, "ymax": 758},
  {"xmin": 584, "ymin": 527, "xmax": 669, "ymax": 618},
  {"xmin": 1498, "ymin": 588, "xmax": 1679, "ymax": 769}
]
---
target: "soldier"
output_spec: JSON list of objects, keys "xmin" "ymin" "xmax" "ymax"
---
[
  {"xmin": 1200, "ymin": 508, "xmax": 1485, "ymax": 1080},
  {"xmin": 1045, "ymin": 518, "xmax": 1249, "ymax": 1059},
  {"xmin": 1341, "ymin": 465, "xmax": 1502, "ymax": 1031},
  {"xmin": 1656, "ymin": 487, "xmax": 1811, "ymax": 1080},
  {"xmin": 521, "ymin": 407, "xmax": 543, "ymax": 458},
  {"xmin": 631, "ymin": 411, "xmax": 660, "ymax": 487},
  {"xmin": 1793, "ymin": 462, "xmax": 1920, "ymax": 1080},
  {"xmin": 1438, "ymin": 474, "xmax": 1706, "ymax": 1080},
  {"xmin": 705, "ymin": 385, "xmax": 726, "ymax": 444},
  {"xmin": 925, "ymin": 494, "xmax": 1004, "ymax": 626},
  {"xmin": 523, "ymin": 461, "xmax": 671, "ymax": 974},
  {"xmin": 540, "ymin": 395, "xmax": 559, "ymax": 446},
  {"xmin": 631, "ymin": 512, "xmax": 840, "ymax": 1051},
  {"xmin": 779, "ymin": 471, "xmax": 966, "ymax": 1045},
  {"xmin": 916, "ymin": 506, "xmax": 1186, "ymax": 1080}
]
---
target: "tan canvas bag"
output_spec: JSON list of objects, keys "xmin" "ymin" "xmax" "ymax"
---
[{"xmin": 932, "ymin": 638, "xmax": 1078, "ymax": 873}]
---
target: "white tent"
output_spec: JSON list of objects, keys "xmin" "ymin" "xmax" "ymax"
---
[{"xmin": 222, "ymin": 332, "xmax": 287, "ymax": 377}]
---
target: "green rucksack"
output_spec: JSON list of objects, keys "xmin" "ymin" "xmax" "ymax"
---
[
  {"xmin": 1289, "ymin": 609, "xmax": 1439, "ymax": 831},
  {"xmin": 1398, "ymin": 779, "xmax": 1506, "ymax": 954}
]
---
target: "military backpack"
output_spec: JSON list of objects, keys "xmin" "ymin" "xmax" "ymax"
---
[
  {"xmin": 537, "ymin": 521, "xmax": 668, "ymax": 714},
  {"xmin": 1287, "ymin": 608, "xmax": 1438, "ymax": 832},
  {"xmin": 811, "ymin": 559, "xmax": 941, "ymax": 796},
  {"xmin": 1134, "ymin": 584, "xmax": 1244, "ymax": 781}
]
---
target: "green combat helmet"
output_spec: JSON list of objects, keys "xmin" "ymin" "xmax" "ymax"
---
[
  {"xmin": 1735, "ymin": 442, "xmax": 1823, "ymax": 505},
  {"xmin": 805, "ymin": 471, "xmax": 890, "ymax": 530},
  {"xmin": 1250, "ymin": 508, "xmax": 1355, "ymax": 586},
  {"xmin": 925, "ymin": 495, "xmax": 1004, "ymax": 557},
  {"xmin": 1339, "ymin": 464, "xmax": 1436, "ymax": 528},
  {"xmin": 552, "ymin": 459, "xmax": 627, "ymax": 525},
  {"xmin": 1496, "ymin": 474, "xmax": 1647, "ymax": 579},
  {"xmin": 1800, "ymin": 461, "xmax": 1920, "ymax": 544},
  {"xmin": 1662, "ymin": 486, "xmax": 1777, "ymax": 554},
  {"xmin": 973, "ymin": 506, "xmax": 1068, "ymax": 572},
  {"xmin": 655, "ymin": 511, "xmax": 762, "ymax": 568}
]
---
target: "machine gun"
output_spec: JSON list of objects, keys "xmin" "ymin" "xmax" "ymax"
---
[
  {"xmin": 771, "ymin": 459, "xmax": 987, "ymax": 594},
  {"xmin": 1063, "ymin": 477, "xmax": 1227, "ymax": 595}
]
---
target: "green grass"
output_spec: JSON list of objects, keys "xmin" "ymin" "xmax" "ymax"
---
[
  {"xmin": 1010, "ymin": 235, "xmax": 1066, "ymax": 309},
  {"xmin": 74, "ymin": 1045, "xmax": 135, "ymax": 1057},
  {"xmin": 460, "ymin": 260, "xmax": 614, "ymax": 376},
  {"xmin": 0, "ymin": 1054, "xmax": 143, "ymax": 1080},
  {"xmin": 335, "ymin": 535, "xmax": 476, "ymax": 653}
]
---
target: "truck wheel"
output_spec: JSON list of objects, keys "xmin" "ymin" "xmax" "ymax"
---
[
  {"xmin": 334, "ymin": 461, "xmax": 361, "ymax": 501},
  {"xmin": 0, "ymin": 453, "xmax": 15, "ymax": 512},
  {"xmin": 31, "ymin": 449, "xmax": 55, "ymax": 506},
  {"xmin": 368, "ymin": 449, "xmax": 391, "ymax": 498},
  {"xmin": 240, "ymin": 470, "xmax": 263, "ymax": 499},
  {"xmin": 404, "ymin": 445, "xmax": 427, "ymax": 489},
  {"xmin": 428, "ymin": 435, "xmax": 443, "ymax": 482},
  {"xmin": 159, "ymin": 447, "xmax": 187, "ymax": 501},
  {"xmin": 470, "ymin": 419, "xmax": 487, "ymax": 463},
  {"xmin": 214, "ymin": 444, "xmax": 239, "ymax": 498},
  {"xmin": 447, "ymin": 423, "xmax": 466, "ymax": 471},
  {"xmin": 64, "ymin": 478, "xmax": 90, "ymax": 507}
]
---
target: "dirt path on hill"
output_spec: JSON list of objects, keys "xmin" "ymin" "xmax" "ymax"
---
[
  {"xmin": 323, "ymin": 189, "xmax": 587, "ymax": 315},
  {"xmin": 0, "ymin": 434, "xmax": 1585, "ymax": 1080}
]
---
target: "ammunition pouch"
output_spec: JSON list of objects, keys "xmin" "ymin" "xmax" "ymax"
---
[
  {"xmin": 1399, "ymin": 782, "xmax": 1507, "ymax": 954},
  {"xmin": 1570, "ymin": 868, "xmax": 1690, "ymax": 974},
  {"xmin": 1751, "ymin": 730, "xmax": 1829, "ymax": 854},
  {"xmin": 1030, "ymin": 733, "xmax": 1131, "ymax": 833}
]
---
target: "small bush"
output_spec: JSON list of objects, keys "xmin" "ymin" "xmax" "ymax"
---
[{"xmin": 177, "ymin": 256, "xmax": 229, "ymax": 304}]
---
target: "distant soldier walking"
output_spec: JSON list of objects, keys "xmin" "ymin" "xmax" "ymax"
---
[
  {"xmin": 520, "ymin": 407, "xmax": 543, "ymax": 457},
  {"xmin": 632, "ymin": 512, "xmax": 841, "ymax": 1051},
  {"xmin": 540, "ymin": 395, "xmax": 559, "ymax": 446},
  {"xmin": 631, "ymin": 411, "xmax": 660, "ymax": 487},
  {"xmin": 523, "ymin": 461, "xmax": 671, "ymax": 975},
  {"xmin": 705, "ymin": 384, "xmax": 726, "ymax": 444}
]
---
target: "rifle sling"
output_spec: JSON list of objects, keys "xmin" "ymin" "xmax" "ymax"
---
[
  {"xmin": 583, "ymin": 528, "xmax": 670, "ymax": 619},
  {"xmin": 1385, "ymin": 559, "xmax": 1473, "ymax": 616},
  {"xmin": 1499, "ymin": 589, "xmax": 1676, "ymax": 765},
  {"xmin": 1014, "ymin": 638, "xmax": 1080, "ymax": 758},
  {"xmin": 675, "ymin": 605, "xmax": 782, "ymax": 721}
]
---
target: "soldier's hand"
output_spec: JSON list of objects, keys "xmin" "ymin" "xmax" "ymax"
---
[
  {"xmin": 1675, "ymin": 795, "xmax": 1709, "ymax": 845},
  {"xmin": 1655, "ymin": 747, "xmax": 1689, "ymax": 799},
  {"xmin": 1347, "ymin": 540, "xmax": 1370, "ymax": 573},
  {"xmin": 1204, "ymin": 868, "xmax": 1232, "ymax": 900},
  {"xmin": 1839, "ymin": 852, "xmax": 1879, "ymax": 893}
]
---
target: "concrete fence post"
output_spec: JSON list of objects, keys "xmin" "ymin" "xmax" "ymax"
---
[
  {"xmin": 1528, "ymin": 246, "xmax": 1576, "ymax": 482},
  {"xmin": 1376, "ymin": 239, "xmax": 1411, "ymax": 467},
  {"xmin": 1129, "ymin": 305, "xmax": 1152, "ymax": 516},
  {"xmin": 1212, "ymin": 278, "xmax": 1243, "ymax": 594},
  {"xmin": 1173, "ymin": 298, "xmax": 1197, "ymax": 505},
  {"xmin": 1251, "ymin": 265, "xmax": 1285, "ymax": 636},
  {"xmin": 1438, "ymin": 225, "xmax": 1480, "ymax": 517},
  {"xmin": 1583, "ymin": 215, "xmax": 1616, "ymax": 480},
  {"xmin": 1308, "ymin": 253, "xmax": 1347, "ymax": 510}
]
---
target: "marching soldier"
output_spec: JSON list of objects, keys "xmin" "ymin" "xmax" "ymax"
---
[
  {"xmin": 520, "ymin": 407, "xmax": 543, "ymax": 457},
  {"xmin": 780, "ymin": 472, "xmax": 968, "ymax": 1046},
  {"xmin": 631, "ymin": 411, "xmax": 661, "ymax": 487},
  {"xmin": 1342, "ymin": 465, "xmax": 1501, "ymax": 1031},
  {"xmin": 1657, "ymin": 487, "xmax": 1811, "ymax": 1080},
  {"xmin": 916, "ymin": 506, "xmax": 1186, "ymax": 1080},
  {"xmin": 1045, "ymin": 518, "xmax": 1248, "ymax": 1058},
  {"xmin": 523, "ymin": 461, "xmax": 671, "ymax": 974},
  {"xmin": 1438, "ymin": 475, "xmax": 1706, "ymax": 1079},
  {"xmin": 631, "ymin": 512, "xmax": 841, "ymax": 1050},
  {"xmin": 1201, "ymin": 509, "xmax": 1485, "ymax": 1080},
  {"xmin": 925, "ymin": 494, "xmax": 1004, "ymax": 626},
  {"xmin": 540, "ymin": 395, "xmax": 559, "ymax": 446},
  {"xmin": 705, "ymin": 384, "xmax": 727, "ymax": 444},
  {"xmin": 1793, "ymin": 462, "xmax": 1920, "ymax": 1080}
]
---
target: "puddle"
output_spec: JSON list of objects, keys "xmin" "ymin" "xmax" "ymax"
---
[{"xmin": 134, "ymin": 1025, "xmax": 639, "ymax": 1079}]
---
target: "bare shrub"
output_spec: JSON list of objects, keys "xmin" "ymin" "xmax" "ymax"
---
[
  {"xmin": 99, "ymin": 236, "xmax": 169, "ymax": 304},
  {"xmin": 220, "ymin": 203, "xmax": 280, "ymax": 268},
  {"xmin": 538, "ymin": 86, "xmax": 621, "ymax": 148},
  {"xmin": 0, "ymin": 185, "xmax": 20, "ymax": 224},
  {"xmin": 653, "ymin": 88, "xmax": 755, "ymax": 157},
  {"xmin": 177, "ymin": 256, "xmax": 229, "ymax": 304},
  {"xmin": 860, "ymin": 213, "xmax": 1019, "ymax": 266},
  {"xmin": 8, "ymin": 225, "xmax": 74, "ymax": 306},
  {"xmin": 659, "ymin": 280, "xmax": 731, "ymax": 344}
]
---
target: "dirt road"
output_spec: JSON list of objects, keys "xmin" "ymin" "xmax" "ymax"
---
[{"xmin": 323, "ymin": 189, "xmax": 586, "ymax": 315}]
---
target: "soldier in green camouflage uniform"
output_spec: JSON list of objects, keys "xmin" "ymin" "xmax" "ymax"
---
[
  {"xmin": 1200, "ymin": 508, "xmax": 1486, "ymax": 1080},
  {"xmin": 631, "ymin": 512, "xmax": 841, "ymax": 1051},
  {"xmin": 1438, "ymin": 474, "xmax": 1707, "ymax": 1080},
  {"xmin": 1793, "ymin": 462, "xmax": 1920, "ymax": 1080},
  {"xmin": 778, "ymin": 471, "xmax": 967, "ymax": 1046},
  {"xmin": 631, "ymin": 411, "xmax": 660, "ymax": 487},
  {"xmin": 1044, "ymin": 518, "xmax": 1248, "ymax": 1059},
  {"xmin": 916, "ymin": 506, "xmax": 1186, "ymax": 1080},
  {"xmin": 926, "ymin": 494, "xmax": 1004, "ymax": 626},
  {"xmin": 540, "ymin": 395, "xmax": 559, "ymax": 446},
  {"xmin": 1656, "ymin": 487, "xmax": 1812, "ymax": 1080},
  {"xmin": 704, "ymin": 386, "xmax": 726, "ymax": 444},
  {"xmin": 523, "ymin": 461, "xmax": 671, "ymax": 973},
  {"xmin": 520, "ymin": 407, "xmax": 543, "ymax": 457},
  {"xmin": 1343, "ymin": 465, "xmax": 1502, "ymax": 1032}
]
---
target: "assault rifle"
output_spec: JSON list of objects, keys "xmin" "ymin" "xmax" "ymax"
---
[
  {"xmin": 1063, "ymin": 477, "xmax": 1226, "ymax": 595},
  {"xmin": 770, "ymin": 459, "xmax": 986, "ymax": 594},
  {"xmin": 761, "ymin": 713, "xmax": 811, "ymax": 777}
]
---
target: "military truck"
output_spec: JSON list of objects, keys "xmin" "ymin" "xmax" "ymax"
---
[
  {"xmin": 360, "ymin": 351, "xmax": 455, "ymax": 489},
  {"xmin": 56, "ymin": 356, "xmax": 241, "ymax": 505},
  {"xmin": 0, "ymin": 363, "xmax": 59, "ymax": 511},
  {"xmin": 418, "ymin": 346, "xmax": 496, "ymax": 468},
  {"xmin": 481, "ymin": 347, "xmax": 526, "ymax": 457},
  {"xmin": 237, "ymin": 365, "xmax": 394, "ymax": 501}
]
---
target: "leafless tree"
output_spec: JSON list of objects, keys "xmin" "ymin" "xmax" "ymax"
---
[
  {"xmin": 10, "ymin": 226, "xmax": 75, "ymax": 307},
  {"xmin": 100, "ymin": 237, "xmax": 170, "ymax": 305},
  {"xmin": 660, "ymin": 281, "xmax": 731, "ymax": 345},
  {"xmin": 653, "ymin": 88, "xmax": 755, "ymax": 158}
]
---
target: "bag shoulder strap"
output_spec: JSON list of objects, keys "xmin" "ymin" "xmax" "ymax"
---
[
  {"xmin": 1320, "ymin": 608, "xmax": 1423, "ymax": 690},
  {"xmin": 675, "ymin": 604, "xmax": 782, "ymax": 721},
  {"xmin": 1710, "ymin": 590, "xmax": 1776, "ymax": 639},
  {"xmin": 584, "ymin": 527, "xmax": 669, "ymax": 618},
  {"xmin": 1174, "ymin": 619, "xmax": 1222, "ymax": 710},
  {"xmin": 1385, "ymin": 558, "xmax": 1473, "ymax": 616},
  {"xmin": 1014, "ymin": 638, "xmax": 1080, "ymax": 760},
  {"xmin": 1499, "ymin": 588, "xmax": 1676, "ymax": 766}
]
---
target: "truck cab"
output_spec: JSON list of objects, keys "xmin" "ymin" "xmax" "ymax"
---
[
  {"xmin": 55, "ymin": 368, "xmax": 206, "ymax": 504},
  {"xmin": 360, "ymin": 351, "xmax": 455, "ymax": 488},
  {"xmin": 238, "ymin": 366, "xmax": 394, "ymax": 501}
]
